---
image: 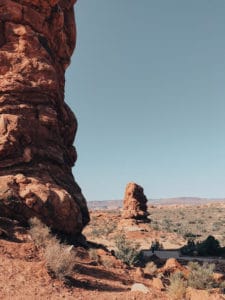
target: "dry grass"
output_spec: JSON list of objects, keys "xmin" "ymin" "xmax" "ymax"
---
[
  {"xmin": 166, "ymin": 262, "xmax": 219, "ymax": 299},
  {"xmin": 43, "ymin": 240, "xmax": 76, "ymax": 280},
  {"xmin": 187, "ymin": 262, "xmax": 216, "ymax": 290},
  {"xmin": 29, "ymin": 217, "xmax": 51, "ymax": 247},
  {"xmin": 29, "ymin": 218, "xmax": 76, "ymax": 280},
  {"xmin": 167, "ymin": 272, "xmax": 187, "ymax": 300},
  {"xmin": 88, "ymin": 248, "xmax": 100, "ymax": 263},
  {"xmin": 90, "ymin": 222, "xmax": 117, "ymax": 238}
]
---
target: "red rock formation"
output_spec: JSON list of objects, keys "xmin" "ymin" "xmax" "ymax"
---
[
  {"xmin": 0, "ymin": 0, "xmax": 90, "ymax": 236},
  {"xmin": 122, "ymin": 182, "xmax": 149, "ymax": 221},
  {"xmin": 159, "ymin": 258, "xmax": 189, "ymax": 276}
]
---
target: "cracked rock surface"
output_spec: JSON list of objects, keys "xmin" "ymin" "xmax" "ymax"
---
[{"xmin": 0, "ymin": 0, "xmax": 90, "ymax": 236}]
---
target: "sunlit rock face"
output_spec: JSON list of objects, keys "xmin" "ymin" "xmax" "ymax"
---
[
  {"xmin": 122, "ymin": 182, "xmax": 150, "ymax": 221},
  {"xmin": 0, "ymin": 0, "xmax": 90, "ymax": 235}
]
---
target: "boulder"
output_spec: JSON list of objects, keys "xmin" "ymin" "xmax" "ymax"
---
[
  {"xmin": 151, "ymin": 277, "xmax": 164, "ymax": 290},
  {"xmin": 160, "ymin": 258, "xmax": 189, "ymax": 277},
  {"xmin": 0, "ymin": 0, "xmax": 89, "ymax": 236},
  {"xmin": 131, "ymin": 283, "xmax": 149, "ymax": 294},
  {"xmin": 134, "ymin": 267, "xmax": 145, "ymax": 280},
  {"xmin": 213, "ymin": 272, "xmax": 225, "ymax": 283}
]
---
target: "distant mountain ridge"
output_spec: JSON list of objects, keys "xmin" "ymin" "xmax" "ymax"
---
[{"xmin": 87, "ymin": 197, "xmax": 225, "ymax": 210}]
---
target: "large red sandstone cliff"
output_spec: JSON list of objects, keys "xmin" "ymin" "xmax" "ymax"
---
[{"xmin": 0, "ymin": 0, "xmax": 90, "ymax": 235}]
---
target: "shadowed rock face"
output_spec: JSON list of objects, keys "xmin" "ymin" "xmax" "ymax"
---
[
  {"xmin": 122, "ymin": 182, "xmax": 149, "ymax": 221},
  {"xmin": 0, "ymin": 0, "xmax": 90, "ymax": 235}
]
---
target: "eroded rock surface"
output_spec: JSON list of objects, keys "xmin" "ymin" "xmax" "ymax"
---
[
  {"xmin": 122, "ymin": 182, "xmax": 149, "ymax": 221},
  {"xmin": 0, "ymin": 0, "xmax": 90, "ymax": 235}
]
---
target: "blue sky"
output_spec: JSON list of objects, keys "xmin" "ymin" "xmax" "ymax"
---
[{"xmin": 65, "ymin": 0, "xmax": 225, "ymax": 201}]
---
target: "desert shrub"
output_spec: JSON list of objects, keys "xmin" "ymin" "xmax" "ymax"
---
[
  {"xmin": 162, "ymin": 219, "xmax": 172, "ymax": 231},
  {"xmin": 155, "ymin": 240, "xmax": 163, "ymax": 250},
  {"xmin": 29, "ymin": 217, "xmax": 52, "ymax": 248},
  {"xmin": 167, "ymin": 272, "xmax": 187, "ymax": 300},
  {"xmin": 196, "ymin": 235, "xmax": 220, "ymax": 256},
  {"xmin": 144, "ymin": 261, "xmax": 157, "ymax": 275},
  {"xmin": 188, "ymin": 221, "xmax": 196, "ymax": 224},
  {"xmin": 89, "ymin": 248, "xmax": 99, "ymax": 262},
  {"xmin": 150, "ymin": 240, "xmax": 163, "ymax": 251},
  {"xmin": 29, "ymin": 218, "xmax": 76, "ymax": 280},
  {"xmin": 91, "ymin": 222, "xmax": 116, "ymax": 237},
  {"xmin": 91, "ymin": 227, "xmax": 105, "ymax": 237},
  {"xmin": 197, "ymin": 219, "xmax": 204, "ymax": 224},
  {"xmin": 114, "ymin": 233, "xmax": 140, "ymax": 266},
  {"xmin": 175, "ymin": 222, "xmax": 182, "ymax": 227},
  {"xmin": 151, "ymin": 221, "xmax": 159, "ymax": 230},
  {"xmin": 101, "ymin": 257, "xmax": 114, "ymax": 268},
  {"xmin": 220, "ymin": 281, "xmax": 225, "ymax": 294},
  {"xmin": 187, "ymin": 262, "xmax": 216, "ymax": 289},
  {"xmin": 103, "ymin": 222, "xmax": 117, "ymax": 235},
  {"xmin": 180, "ymin": 239, "xmax": 196, "ymax": 256},
  {"xmin": 160, "ymin": 234, "xmax": 166, "ymax": 239},
  {"xmin": 183, "ymin": 232, "xmax": 198, "ymax": 240},
  {"xmin": 44, "ymin": 240, "xmax": 76, "ymax": 280},
  {"xmin": 212, "ymin": 221, "xmax": 222, "ymax": 231},
  {"xmin": 181, "ymin": 235, "xmax": 225, "ymax": 257}
]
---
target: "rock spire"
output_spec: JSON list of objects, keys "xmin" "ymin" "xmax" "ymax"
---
[{"xmin": 122, "ymin": 182, "xmax": 149, "ymax": 221}]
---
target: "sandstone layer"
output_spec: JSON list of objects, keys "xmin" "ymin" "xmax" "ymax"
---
[
  {"xmin": 0, "ymin": 0, "xmax": 90, "ymax": 235},
  {"xmin": 122, "ymin": 182, "xmax": 149, "ymax": 221}
]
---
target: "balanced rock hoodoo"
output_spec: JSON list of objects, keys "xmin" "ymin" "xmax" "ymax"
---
[
  {"xmin": 0, "ymin": 0, "xmax": 89, "ymax": 236},
  {"xmin": 122, "ymin": 182, "xmax": 150, "ymax": 222}
]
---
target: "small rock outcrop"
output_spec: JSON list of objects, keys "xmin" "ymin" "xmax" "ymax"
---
[
  {"xmin": 0, "ymin": 0, "xmax": 89, "ymax": 236},
  {"xmin": 122, "ymin": 182, "xmax": 149, "ymax": 221},
  {"xmin": 159, "ymin": 258, "xmax": 189, "ymax": 277}
]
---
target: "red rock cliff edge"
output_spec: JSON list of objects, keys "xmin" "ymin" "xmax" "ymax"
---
[{"xmin": 0, "ymin": 0, "xmax": 90, "ymax": 235}]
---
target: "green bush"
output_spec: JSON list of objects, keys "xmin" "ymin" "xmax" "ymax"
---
[
  {"xmin": 114, "ymin": 233, "xmax": 140, "ymax": 266},
  {"xmin": 197, "ymin": 235, "xmax": 220, "ymax": 256},
  {"xmin": 180, "ymin": 239, "xmax": 196, "ymax": 256},
  {"xmin": 180, "ymin": 235, "xmax": 225, "ymax": 256}
]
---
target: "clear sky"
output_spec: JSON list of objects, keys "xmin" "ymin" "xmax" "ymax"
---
[{"xmin": 65, "ymin": 0, "xmax": 225, "ymax": 201}]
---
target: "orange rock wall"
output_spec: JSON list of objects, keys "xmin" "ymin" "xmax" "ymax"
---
[{"xmin": 0, "ymin": 0, "xmax": 89, "ymax": 235}]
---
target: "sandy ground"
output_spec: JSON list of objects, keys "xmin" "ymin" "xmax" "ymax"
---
[{"xmin": 0, "ymin": 237, "xmax": 167, "ymax": 300}]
